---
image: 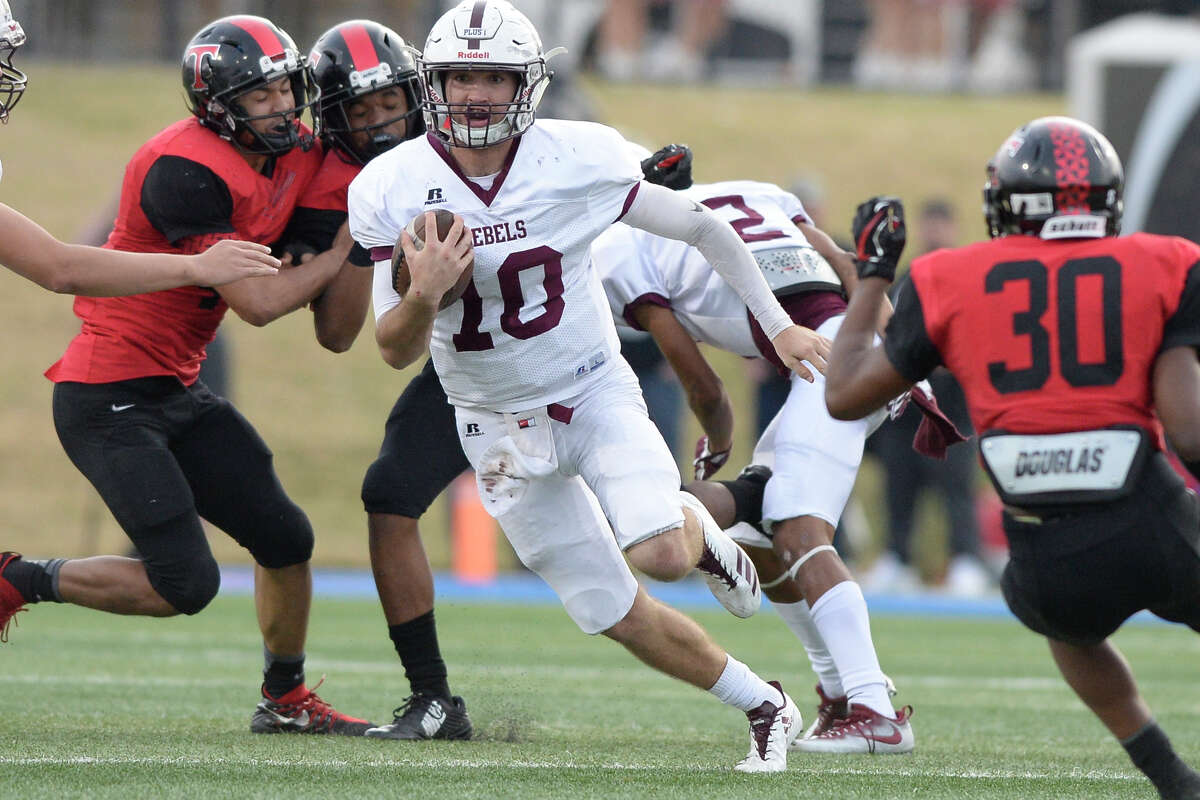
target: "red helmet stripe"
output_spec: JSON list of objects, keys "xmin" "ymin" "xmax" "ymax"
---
[
  {"xmin": 228, "ymin": 16, "xmax": 285, "ymax": 59},
  {"xmin": 339, "ymin": 23, "xmax": 381, "ymax": 72},
  {"xmin": 467, "ymin": 0, "xmax": 488, "ymax": 50}
]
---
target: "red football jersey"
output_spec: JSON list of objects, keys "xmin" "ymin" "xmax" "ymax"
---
[
  {"xmin": 45, "ymin": 119, "xmax": 322, "ymax": 385},
  {"xmin": 301, "ymin": 148, "xmax": 361, "ymax": 214},
  {"xmin": 885, "ymin": 233, "xmax": 1200, "ymax": 451}
]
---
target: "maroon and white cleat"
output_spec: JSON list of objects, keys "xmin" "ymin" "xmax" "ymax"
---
[
  {"xmin": 795, "ymin": 675, "xmax": 897, "ymax": 743},
  {"xmin": 680, "ymin": 492, "xmax": 761, "ymax": 618},
  {"xmin": 734, "ymin": 681, "xmax": 801, "ymax": 773},
  {"xmin": 798, "ymin": 684, "xmax": 850, "ymax": 740},
  {"xmin": 791, "ymin": 702, "xmax": 915, "ymax": 754}
]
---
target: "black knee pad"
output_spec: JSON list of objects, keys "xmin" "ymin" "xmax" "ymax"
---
[
  {"xmin": 145, "ymin": 550, "xmax": 221, "ymax": 616},
  {"xmin": 718, "ymin": 465, "xmax": 772, "ymax": 531},
  {"xmin": 361, "ymin": 456, "xmax": 410, "ymax": 515},
  {"xmin": 246, "ymin": 500, "xmax": 314, "ymax": 569},
  {"xmin": 127, "ymin": 512, "xmax": 220, "ymax": 615}
]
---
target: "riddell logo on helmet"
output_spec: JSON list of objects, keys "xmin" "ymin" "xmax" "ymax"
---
[{"xmin": 457, "ymin": 51, "xmax": 491, "ymax": 59}]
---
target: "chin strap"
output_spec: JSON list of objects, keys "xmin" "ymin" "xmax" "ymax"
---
[{"xmin": 760, "ymin": 544, "xmax": 837, "ymax": 589}]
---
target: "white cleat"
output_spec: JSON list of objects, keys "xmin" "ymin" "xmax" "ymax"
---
[
  {"xmin": 790, "ymin": 702, "xmax": 915, "ymax": 754},
  {"xmin": 735, "ymin": 681, "xmax": 801, "ymax": 773},
  {"xmin": 680, "ymin": 491, "xmax": 761, "ymax": 618}
]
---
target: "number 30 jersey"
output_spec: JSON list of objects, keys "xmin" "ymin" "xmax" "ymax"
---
[
  {"xmin": 348, "ymin": 122, "xmax": 643, "ymax": 411},
  {"xmin": 884, "ymin": 232, "xmax": 1200, "ymax": 450}
]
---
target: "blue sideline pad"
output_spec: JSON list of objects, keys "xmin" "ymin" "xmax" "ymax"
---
[{"xmin": 218, "ymin": 564, "xmax": 1034, "ymax": 620}]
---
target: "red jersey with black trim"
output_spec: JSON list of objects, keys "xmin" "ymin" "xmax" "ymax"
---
[
  {"xmin": 302, "ymin": 148, "xmax": 361, "ymax": 214},
  {"xmin": 45, "ymin": 118, "xmax": 322, "ymax": 386},
  {"xmin": 883, "ymin": 232, "xmax": 1200, "ymax": 451}
]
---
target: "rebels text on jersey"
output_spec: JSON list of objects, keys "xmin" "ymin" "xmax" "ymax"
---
[
  {"xmin": 884, "ymin": 232, "xmax": 1200, "ymax": 450},
  {"xmin": 349, "ymin": 121, "xmax": 644, "ymax": 411},
  {"xmin": 45, "ymin": 118, "xmax": 322, "ymax": 386}
]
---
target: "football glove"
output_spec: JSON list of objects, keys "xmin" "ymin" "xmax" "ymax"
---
[
  {"xmin": 693, "ymin": 435, "xmax": 731, "ymax": 480},
  {"xmin": 852, "ymin": 196, "xmax": 906, "ymax": 282},
  {"xmin": 641, "ymin": 144, "xmax": 694, "ymax": 191}
]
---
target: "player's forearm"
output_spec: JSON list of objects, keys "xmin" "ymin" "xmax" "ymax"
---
[
  {"xmin": 375, "ymin": 296, "xmax": 437, "ymax": 369},
  {"xmin": 312, "ymin": 262, "xmax": 372, "ymax": 353},
  {"xmin": 687, "ymin": 384, "xmax": 734, "ymax": 451},
  {"xmin": 220, "ymin": 243, "xmax": 347, "ymax": 326},
  {"xmin": 826, "ymin": 277, "xmax": 891, "ymax": 419},
  {"xmin": 0, "ymin": 203, "xmax": 195, "ymax": 296}
]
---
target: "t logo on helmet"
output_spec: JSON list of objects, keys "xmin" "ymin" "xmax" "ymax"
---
[{"xmin": 185, "ymin": 44, "xmax": 220, "ymax": 90}]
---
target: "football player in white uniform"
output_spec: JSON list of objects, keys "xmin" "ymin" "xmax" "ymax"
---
[
  {"xmin": 348, "ymin": 0, "xmax": 832, "ymax": 772},
  {"xmin": 0, "ymin": 0, "xmax": 280, "ymax": 295},
  {"xmin": 594, "ymin": 177, "xmax": 917, "ymax": 754}
]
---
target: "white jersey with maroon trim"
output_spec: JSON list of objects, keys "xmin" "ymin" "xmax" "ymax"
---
[
  {"xmin": 349, "ymin": 119, "xmax": 643, "ymax": 411},
  {"xmin": 593, "ymin": 180, "xmax": 814, "ymax": 356}
]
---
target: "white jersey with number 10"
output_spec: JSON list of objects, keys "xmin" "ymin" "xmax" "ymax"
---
[{"xmin": 349, "ymin": 119, "xmax": 644, "ymax": 412}]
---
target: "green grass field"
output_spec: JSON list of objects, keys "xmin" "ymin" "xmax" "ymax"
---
[{"xmin": 2, "ymin": 594, "xmax": 1194, "ymax": 799}]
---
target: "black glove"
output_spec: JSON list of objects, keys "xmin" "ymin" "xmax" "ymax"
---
[
  {"xmin": 641, "ymin": 144, "xmax": 693, "ymax": 190},
  {"xmin": 851, "ymin": 196, "xmax": 906, "ymax": 282}
]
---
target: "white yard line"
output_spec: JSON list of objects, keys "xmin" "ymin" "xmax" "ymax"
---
[{"xmin": 0, "ymin": 754, "xmax": 1142, "ymax": 781}]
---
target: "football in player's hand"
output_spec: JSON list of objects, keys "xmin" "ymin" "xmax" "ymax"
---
[{"xmin": 392, "ymin": 209, "xmax": 474, "ymax": 310}]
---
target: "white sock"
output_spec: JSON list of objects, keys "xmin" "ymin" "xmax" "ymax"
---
[
  {"xmin": 808, "ymin": 580, "xmax": 894, "ymax": 716},
  {"xmin": 707, "ymin": 654, "xmax": 782, "ymax": 712},
  {"xmin": 773, "ymin": 599, "xmax": 843, "ymax": 698}
]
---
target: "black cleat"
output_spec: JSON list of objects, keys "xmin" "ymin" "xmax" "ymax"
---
[{"xmin": 365, "ymin": 693, "xmax": 473, "ymax": 740}]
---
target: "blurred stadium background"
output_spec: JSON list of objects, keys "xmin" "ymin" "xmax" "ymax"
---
[{"xmin": 2, "ymin": 0, "xmax": 1198, "ymax": 586}]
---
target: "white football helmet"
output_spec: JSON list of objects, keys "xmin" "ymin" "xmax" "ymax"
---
[
  {"xmin": 0, "ymin": 0, "xmax": 27, "ymax": 123},
  {"xmin": 419, "ymin": 0, "xmax": 564, "ymax": 148}
]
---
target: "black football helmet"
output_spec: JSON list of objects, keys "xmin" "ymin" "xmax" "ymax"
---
[
  {"xmin": 182, "ymin": 15, "xmax": 317, "ymax": 155},
  {"xmin": 983, "ymin": 116, "xmax": 1123, "ymax": 239},
  {"xmin": 310, "ymin": 20, "xmax": 424, "ymax": 165},
  {"xmin": 0, "ymin": 0, "xmax": 27, "ymax": 123}
]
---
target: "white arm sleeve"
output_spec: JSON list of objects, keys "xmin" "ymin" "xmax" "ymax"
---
[{"xmin": 621, "ymin": 182, "xmax": 794, "ymax": 339}]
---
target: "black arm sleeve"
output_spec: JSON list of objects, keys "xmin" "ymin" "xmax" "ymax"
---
[
  {"xmin": 883, "ymin": 272, "xmax": 944, "ymax": 382},
  {"xmin": 140, "ymin": 155, "xmax": 235, "ymax": 245},
  {"xmin": 274, "ymin": 206, "xmax": 348, "ymax": 256},
  {"xmin": 1161, "ymin": 261, "xmax": 1200, "ymax": 352}
]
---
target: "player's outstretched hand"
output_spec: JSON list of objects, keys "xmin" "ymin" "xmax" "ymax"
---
[
  {"xmin": 693, "ymin": 435, "xmax": 731, "ymax": 480},
  {"xmin": 192, "ymin": 239, "xmax": 280, "ymax": 285},
  {"xmin": 399, "ymin": 211, "xmax": 473, "ymax": 304},
  {"xmin": 771, "ymin": 324, "xmax": 832, "ymax": 383},
  {"xmin": 851, "ymin": 196, "xmax": 906, "ymax": 282}
]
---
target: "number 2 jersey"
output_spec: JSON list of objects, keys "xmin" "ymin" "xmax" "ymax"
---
[
  {"xmin": 44, "ymin": 118, "xmax": 322, "ymax": 386},
  {"xmin": 594, "ymin": 180, "xmax": 845, "ymax": 370},
  {"xmin": 884, "ymin": 232, "xmax": 1200, "ymax": 451},
  {"xmin": 348, "ymin": 121, "xmax": 644, "ymax": 412}
]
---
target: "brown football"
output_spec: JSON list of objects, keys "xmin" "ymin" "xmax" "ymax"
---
[{"xmin": 391, "ymin": 209, "xmax": 474, "ymax": 310}]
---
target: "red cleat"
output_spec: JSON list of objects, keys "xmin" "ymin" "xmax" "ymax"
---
[
  {"xmin": 250, "ymin": 677, "xmax": 374, "ymax": 736},
  {"xmin": 0, "ymin": 552, "xmax": 28, "ymax": 643}
]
